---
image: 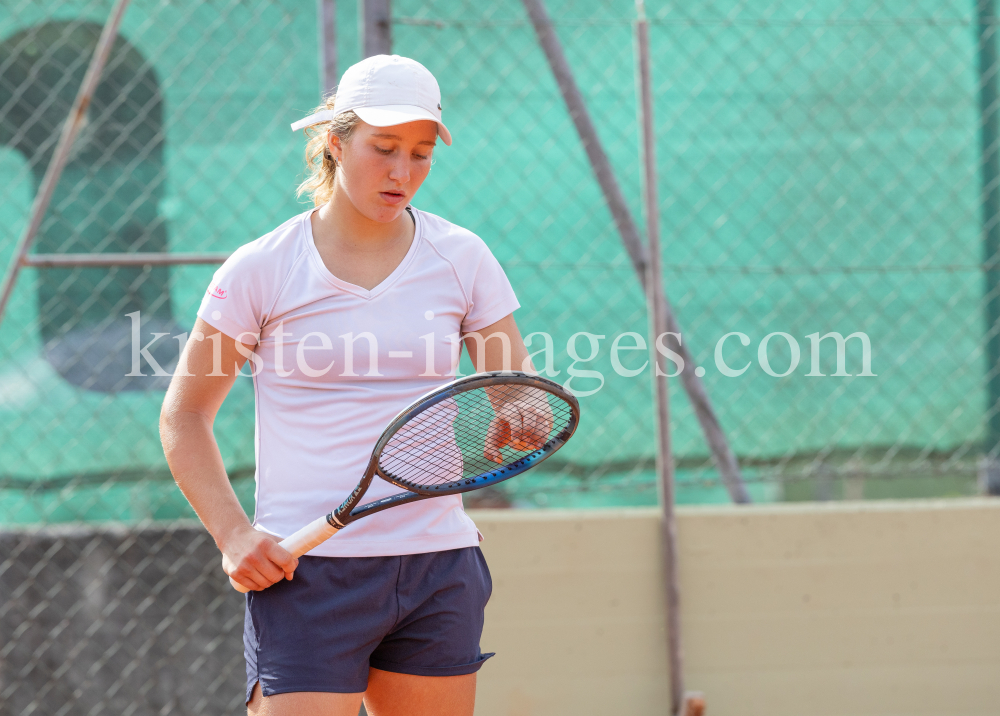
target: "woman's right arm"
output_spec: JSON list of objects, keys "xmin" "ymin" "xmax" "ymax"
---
[{"xmin": 159, "ymin": 317, "xmax": 297, "ymax": 592}]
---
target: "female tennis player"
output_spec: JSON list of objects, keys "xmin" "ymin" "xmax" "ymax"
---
[{"xmin": 160, "ymin": 55, "xmax": 545, "ymax": 716}]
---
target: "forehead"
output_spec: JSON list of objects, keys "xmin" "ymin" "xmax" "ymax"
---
[{"xmin": 356, "ymin": 119, "xmax": 438, "ymax": 145}]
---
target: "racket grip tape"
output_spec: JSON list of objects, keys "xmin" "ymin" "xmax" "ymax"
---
[{"xmin": 229, "ymin": 515, "xmax": 341, "ymax": 593}]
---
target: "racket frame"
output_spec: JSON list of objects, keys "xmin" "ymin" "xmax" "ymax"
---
[{"xmin": 339, "ymin": 371, "xmax": 579, "ymax": 523}]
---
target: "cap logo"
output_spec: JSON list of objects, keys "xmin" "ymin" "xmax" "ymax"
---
[{"xmin": 437, "ymin": 103, "xmax": 442, "ymax": 110}]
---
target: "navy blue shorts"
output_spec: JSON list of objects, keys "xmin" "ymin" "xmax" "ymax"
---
[{"xmin": 244, "ymin": 546, "xmax": 494, "ymax": 700}]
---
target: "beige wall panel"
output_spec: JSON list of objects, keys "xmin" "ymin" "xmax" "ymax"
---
[
  {"xmin": 473, "ymin": 508, "xmax": 671, "ymax": 715},
  {"xmin": 469, "ymin": 499, "xmax": 1000, "ymax": 716}
]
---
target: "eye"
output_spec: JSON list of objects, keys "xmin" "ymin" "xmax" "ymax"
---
[
  {"xmin": 374, "ymin": 146, "xmax": 393, "ymax": 155},
  {"xmin": 413, "ymin": 153, "xmax": 430, "ymax": 161}
]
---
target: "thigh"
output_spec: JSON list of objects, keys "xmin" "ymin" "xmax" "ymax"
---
[
  {"xmin": 369, "ymin": 547, "xmax": 494, "ymax": 676},
  {"xmin": 363, "ymin": 668, "xmax": 476, "ymax": 716},
  {"xmin": 245, "ymin": 556, "xmax": 398, "ymax": 700},
  {"xmin": 247, "ymin": 681, "xmax": 364, "ymax": 716}
]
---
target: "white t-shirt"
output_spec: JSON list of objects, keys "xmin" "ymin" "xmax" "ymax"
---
[{"xmin": 197, "ymin": 207, "xmax": 520, "ymax": 557}]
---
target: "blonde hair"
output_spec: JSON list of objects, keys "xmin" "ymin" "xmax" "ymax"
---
[{"xmin": 295, "ymin": 93, "xmax": 362, "ymax": 207}]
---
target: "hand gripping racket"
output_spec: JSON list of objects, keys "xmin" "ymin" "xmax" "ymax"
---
[{"xmin": 231, "ymin": 371, "xmax": 580, "ymax": 592}]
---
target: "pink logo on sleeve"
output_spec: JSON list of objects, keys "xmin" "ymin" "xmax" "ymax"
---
[{"xmin": 209, "ymin": 285, "xmax": 227, "ymax": 299}]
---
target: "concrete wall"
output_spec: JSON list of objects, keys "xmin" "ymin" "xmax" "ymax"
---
[
  {"xmin": 2, "ymin": 499, "xmax": 998, "ymax": 715},
  {"xmin": 472, "ymin": 499, "xmax": 1000, "ymax": 716}
]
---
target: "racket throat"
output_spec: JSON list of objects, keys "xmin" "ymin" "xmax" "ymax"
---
[{"xmin": 326, "ymin": 512, "xmax": 346, "ymax": 529}]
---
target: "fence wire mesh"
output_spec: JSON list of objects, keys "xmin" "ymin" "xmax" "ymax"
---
[{"xmin": 1, "ymin": 0, "xmax": 998, "ymax": 712}]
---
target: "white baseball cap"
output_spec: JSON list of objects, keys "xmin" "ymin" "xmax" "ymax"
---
[{"xmin": 291, "ymin": 54, "xmax": 452, "ymax": 146}]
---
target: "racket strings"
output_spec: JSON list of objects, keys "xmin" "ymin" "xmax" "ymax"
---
[
  {"xmin": 378, "ymin": 384, "xmax": 574, "ymax": 491},
  {"xmin": 382, "ymin": 391, "xmax": 561, "ymax": 488}
]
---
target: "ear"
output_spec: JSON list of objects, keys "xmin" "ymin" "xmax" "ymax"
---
[{"xmin": 327, "ymin": 133, "xmax": 343, "ymax": 163}]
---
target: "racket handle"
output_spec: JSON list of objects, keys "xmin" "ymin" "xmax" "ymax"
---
[
  {"xmin": 230, "ymin": 515, "xmax": 341, "ymax": 593},
  {"xmin": 280, "ymin": 515, "xmax": 341, "ymax": 557}
]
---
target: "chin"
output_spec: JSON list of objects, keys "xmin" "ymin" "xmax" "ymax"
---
[{"xmin": 367, "ymin": 203, "xmax": 407, "ymax": 223}]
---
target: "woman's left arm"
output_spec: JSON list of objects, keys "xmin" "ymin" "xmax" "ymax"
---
[{"xmin": 462, "ymin": 313, "xmax": 531, "ymax": 374}]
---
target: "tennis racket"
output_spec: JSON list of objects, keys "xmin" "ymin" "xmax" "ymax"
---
[{"xmin": 231, "ymin": 371, "xmax": 580, "ymax": 592}]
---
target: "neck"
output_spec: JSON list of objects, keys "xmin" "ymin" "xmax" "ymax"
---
[{"xmin": 312, "ymin": 180, "xmax": 410, "ymax": 253}]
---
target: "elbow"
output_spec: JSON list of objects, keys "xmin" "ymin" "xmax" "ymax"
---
[{"xmin": 159, "ymin": 397, "xmax": 211, "ymax": 452}]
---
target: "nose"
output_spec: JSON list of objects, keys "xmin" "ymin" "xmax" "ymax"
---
[{"xmin": 388, "ymin": 155, "xmax": 410, "ymax": 184}]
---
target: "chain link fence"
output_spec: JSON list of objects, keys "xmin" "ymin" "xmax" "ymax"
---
[
  {"xmin": 1, "ymin": 0, "xmax": 997, "ymax": 713},
  {"xmin": 393, "ymin": 0, "xmax": 995, "ymax": 506}
]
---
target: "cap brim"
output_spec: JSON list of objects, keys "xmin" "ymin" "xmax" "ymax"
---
[
  {"xmin": 290, "ymin": 109, "xmax": 337, "ymax": 132},
  {"xmin": 353, "ymin": 105, "xmax": 452, "ymax": 146}
]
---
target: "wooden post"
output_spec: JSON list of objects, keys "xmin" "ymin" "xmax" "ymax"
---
[
  {"xmin": 521, "ymin": 0, "xmax": 751, "ymax": 504},
  {"xmin": 361, "ymin": 0, "xmax": 391, "ymax": 58},
  {"xmin": 320, "ymin": 0, "xmax": 337, "ymax": 95},
  {"xmin": 0, "ymin": 0, "xmax": 132, "ymax": 329}
]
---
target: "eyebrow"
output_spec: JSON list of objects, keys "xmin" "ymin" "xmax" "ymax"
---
[{"xmin": 371, "ymin": 132, "xmax": 437, "ymax": 147}]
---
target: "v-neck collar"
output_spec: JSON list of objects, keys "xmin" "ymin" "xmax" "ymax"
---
[{"xmin": 304, "ymin": 206, "xmax": 422, "ymax": 300}]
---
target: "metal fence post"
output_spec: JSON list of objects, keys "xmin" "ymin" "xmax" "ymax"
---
[
  {"xmin": 635, "ymin": 6, "xmax": 684, "ymax": 714},
  {"xmin": 978, "ymin": 0, "xmax": 1000, "ymax": 495},
  {"xmin": 321, "ymin": 0, "xmax": 338, "ymax": 95},
  {"xmin": 361, "ymin": 0, "xmax": 391, "ymax": 57}
]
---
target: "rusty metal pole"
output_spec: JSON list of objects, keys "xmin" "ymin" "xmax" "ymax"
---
[{"xmin": 0, "ymin": 0, "xmax": 132, "ymax": 329}]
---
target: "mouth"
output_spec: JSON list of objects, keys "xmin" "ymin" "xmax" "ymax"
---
[{"xmin": 379, "ymin": 190, "xmax": 407, "ymax": 205}]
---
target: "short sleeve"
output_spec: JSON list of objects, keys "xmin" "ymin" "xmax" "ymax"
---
[
  {"xmin": 461, "ymin": 250, "xmax": 521, "ymax": 333},
  {"xmin": 196, "ymin": 246, "xmax": 267, "ymax": 345}
]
